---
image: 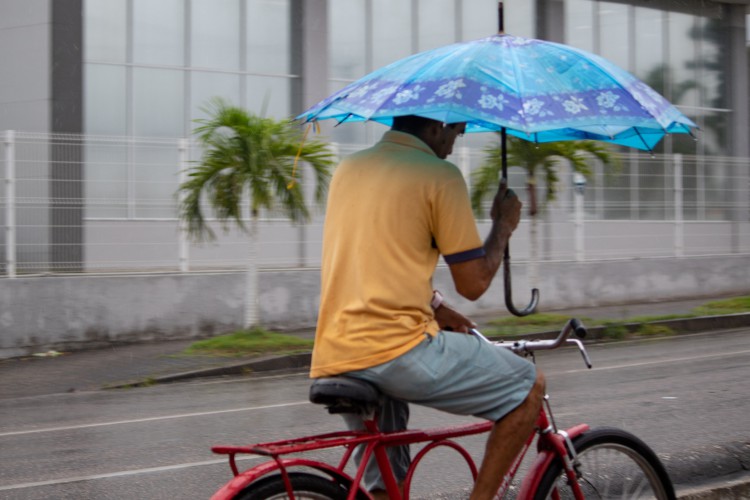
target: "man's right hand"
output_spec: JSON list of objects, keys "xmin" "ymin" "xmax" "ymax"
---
[{"xmin": 490, "ymin": 182, "xmax": 522, "ymax": 236}]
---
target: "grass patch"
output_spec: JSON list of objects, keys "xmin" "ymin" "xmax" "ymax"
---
[
  {"xmin": 600, "ymin": 323, "xmax": 629, "ymax": 340},
  {"xmin": 484, "ymin": 313, "xmax": 590, "ymax": 337},
  {"xmin": 692, "ymin": 296, "xmax": 750, "ymax": 316},
  {"xmin": 184, "ymin": 327, "xmax": 314, "ymax": 357},
  {"xmin": 636, "ymin": 324, "xmax": 675, "ymax": 337}
]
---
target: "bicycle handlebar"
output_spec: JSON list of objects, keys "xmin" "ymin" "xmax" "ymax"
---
[{"xmin": 470, "ymin": 318, "xmax": 592, "ymax": 369}]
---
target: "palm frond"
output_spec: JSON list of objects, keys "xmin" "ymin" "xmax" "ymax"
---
[{"xmin": 178, "ymin": 100, "xmax": 335, "ymax": 240}]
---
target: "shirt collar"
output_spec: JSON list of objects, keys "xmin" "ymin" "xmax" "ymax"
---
[{"xmin": 380, "ymin": 130, "xmax": 437, "ymax": 158}]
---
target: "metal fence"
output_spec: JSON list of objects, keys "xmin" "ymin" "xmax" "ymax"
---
[{"xmin": 1, "ymin": 130, "xmax": 749, "ymax": 276}]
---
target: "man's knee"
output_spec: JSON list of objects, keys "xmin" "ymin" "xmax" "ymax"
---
[{"xmin": 525, "ymin": 369, "xmax": 546, "ymax": 408}]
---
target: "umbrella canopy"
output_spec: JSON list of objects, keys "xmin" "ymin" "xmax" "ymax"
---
[{"xmin": 298, "ymin": 34, "xmax": 696, "ymax": 151}]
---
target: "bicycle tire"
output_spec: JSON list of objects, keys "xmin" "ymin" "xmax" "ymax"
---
[
  {"xmin": 232, "ymin": 472, "xmax": 350, "ymax": 500},
  {"xmin": 533, "ymin": 427, "xmax": 676, "ymax": 500}
]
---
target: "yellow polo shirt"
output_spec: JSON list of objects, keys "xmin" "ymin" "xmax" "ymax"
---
[{"xmin": 310, "ymin": 130, "xmax": 485, "ymax": 378}]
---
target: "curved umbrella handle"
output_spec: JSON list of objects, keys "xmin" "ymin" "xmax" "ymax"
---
[{"xmin": 503, "ymin": 245, "xmax": 539, "ymax": 317}]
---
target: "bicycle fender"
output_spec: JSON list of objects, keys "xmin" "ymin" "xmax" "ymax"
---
[
  {"xmin": 210, "ymin": 458, "xmax": 365, "ymax": 500},
  {"xmin": 515, "ymin": 423, "xmax": 589, "ymax": 499}
]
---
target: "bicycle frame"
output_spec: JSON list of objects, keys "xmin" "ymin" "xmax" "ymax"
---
[
  {"xmin": 211, "ymin": 402, "xmax": 589, "ymax": 500},
  {"xmin": 211, "ymin": 320, "xmax": 594, "ymax": 499}
]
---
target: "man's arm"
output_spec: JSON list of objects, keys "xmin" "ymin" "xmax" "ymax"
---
[{"xmin": 448, "ymin": 183, "xmax": 521, "ymax": 301}]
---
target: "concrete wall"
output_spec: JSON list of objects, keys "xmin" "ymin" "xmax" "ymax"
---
[{"xmin": 1, "ymin": 254, "xmax": 749, "ymax": 357}]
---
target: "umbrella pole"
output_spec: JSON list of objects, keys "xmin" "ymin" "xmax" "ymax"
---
[{"xmin": 501, "ymin": 127, "xmax": 539, "ymax": 316}]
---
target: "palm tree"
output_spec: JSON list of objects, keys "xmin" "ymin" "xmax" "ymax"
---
[
  {"xmin": 179, "ymin": 98, "xmax": 335, "ymax": 327},
  {"xmin": 471, "ymin": 135, "xmax": 616, "ymax": 286}
]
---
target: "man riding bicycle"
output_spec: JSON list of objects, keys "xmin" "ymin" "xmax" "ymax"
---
[{"xmin": 311, "ymin": 115, "xmax": 545, "ymax": 500}]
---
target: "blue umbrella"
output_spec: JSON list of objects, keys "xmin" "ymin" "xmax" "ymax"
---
[
  {"xmin": 298, "ymin": 34, "xmax": 695, "ymax": 151},
  {"xmin": 298, "ymin": 17, "xmax": 697, "ymax": 316}
]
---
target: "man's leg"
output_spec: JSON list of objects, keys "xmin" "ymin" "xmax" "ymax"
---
[
  {"xmin": 341, "ymin": 396, "xmax": 410, "ymax": 494},
  {"xmin": 470, "ymin": 370, "xmax": 546, "ymax": 500}
]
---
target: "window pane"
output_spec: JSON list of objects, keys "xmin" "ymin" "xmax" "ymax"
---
[
  {"xmin": 84, "ymin": 64, "xmax": 127, "ymax": 135},
  {"xmin": 133, "ymin": 68, "xmax": 185, "ymax": 137},
  {"xmin": 566, "ymin": 0, "xmax": 594, "ymax": 52},
  {"xmin": 134, "ymin": 144, "xmax": 180, "ymax": 218},
  {"xmin": 191, "ymin": 71, "xmax": 241, "ymax": 123},
  {"xmin": 667, "ymin": 12, "xmax": 698, "ymax": 107},
  {"xmin": 84, "ymin": 0, "xmax": 127, "ymax": 62},
  {"xmin": 462, "ymin": 0, "xmax": 499, "ymax": 41},
  {"xmin": 85, "ymin": 143, "xmax": 128, "ymax": 218},
  {"xmin": 502, "ymin": 0, "xmax": 534, "ymax": 39},
  {"xmin": 372, "ymin": 0, "xmax": 412, "ymax": 69},
  {"xmin": 247, "ymin": 0, "xmax": 291, "ymax": 74},
  {"xmin": 598, "ymin": 2, "xmax": 629, "ymax": 70},
  {"xmin": 634, "ymin": 7, "xmax": 664, "ymax": 94},
  {"xmin": 696, "ymin": 16, "xmax": 722, "ymax": 110},
  {"xmin": 246, "ymin": 75, "xmax": 291, "ymax": 118},
  {"xmin": 329, "ymin": 0, "xmax": 366, "ymax": 79},
  {"xmin": 191, "ymin": 0, "xmax": 241, "ymax": 70},
  {"xmin": 418, "ymin": 0, "xmax": 456, "ymax": 51},
  {"xmin": 133, "ymin": 0, "xmax": 185, "ymax": 66}
]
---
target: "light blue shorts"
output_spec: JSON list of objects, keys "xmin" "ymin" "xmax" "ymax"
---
[
  {"xmin": 341, "ymin": 330, "xmax": 537, "ymax": 491},
  {"xmin": 347, "ymin": 329, "xmax": 537, "ymax": 421}
]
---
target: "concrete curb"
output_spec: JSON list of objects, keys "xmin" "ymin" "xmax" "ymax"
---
[{"xmin": 119, "ymin": 313, "xmax": 750, "ymax": 389}]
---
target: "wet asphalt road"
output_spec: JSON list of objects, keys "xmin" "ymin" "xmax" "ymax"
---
[{"xmin": 0, "ymin": 328, "xmax": 748, "ymax": 499}]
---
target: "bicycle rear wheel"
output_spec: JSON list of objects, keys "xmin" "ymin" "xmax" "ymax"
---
[
  {"xmin": 533, "ymin": 427, "xmax": 675, "ymax": 500},
  {"xmin": 233, "ymin": 472, "xmax": 350, "ymax": 500}
]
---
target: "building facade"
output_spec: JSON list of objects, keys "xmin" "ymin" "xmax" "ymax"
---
[{"xmin": 0, "ymin": 0, "xmax": 749, "ymax": 273}]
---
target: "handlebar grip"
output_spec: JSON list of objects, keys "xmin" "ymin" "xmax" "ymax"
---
[{"xmin": 570, "ymin": 318, "xmax": 587, "ymax": 339}]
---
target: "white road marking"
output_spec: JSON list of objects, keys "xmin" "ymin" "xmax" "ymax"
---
[
  {"xmin": 560, "ymin": 348, "xmax": 750, "ymax": 374},
  {"xmin": 0, "ymin": 455, "xmax": 261, "ymax": 491},
  {"xmin": 0, "ymin": 401, "xmax": 308, "ymax": 437}
]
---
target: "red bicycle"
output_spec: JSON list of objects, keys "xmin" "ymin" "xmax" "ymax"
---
[{"xmin": 210, "ymin": 319, "xmax": 675, "ymax": 499}]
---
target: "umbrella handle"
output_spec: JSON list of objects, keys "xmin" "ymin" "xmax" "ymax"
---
[{"xmin": 503, "ymin": 245, "xmax": 539, "ymax": 317}]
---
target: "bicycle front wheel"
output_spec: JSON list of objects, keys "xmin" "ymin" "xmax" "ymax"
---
[
  {"xmin": 534, "ymin": 427, "xmax": 675, "ymax": 500},
  {"xmin": 232, "ymin": 472, "xmax": 350, "ymax": 500}
]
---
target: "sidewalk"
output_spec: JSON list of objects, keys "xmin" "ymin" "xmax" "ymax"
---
[{"xmin": 1, "ymin": 295, "xmax": 746, "ymax": 399}]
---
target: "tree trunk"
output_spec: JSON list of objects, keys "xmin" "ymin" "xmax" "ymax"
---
[
  {"xmin": 244, "ymin": 213, "xmax": 260, "ymax": 328},
  {"xmin": 527, "ymin": 178, "xmax": 539, "ymax": 289}
]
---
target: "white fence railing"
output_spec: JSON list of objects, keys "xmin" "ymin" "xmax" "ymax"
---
[{"xmin": 1, "ymin": 131, "xmax": 749, "ymax": 276}]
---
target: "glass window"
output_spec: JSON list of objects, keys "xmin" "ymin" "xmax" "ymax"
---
[
  {"xmin": 462, "ymin": 0, "xmax": 500, "ymax": 40},
  {"xmin": 598, "ymin": 2, "xmax": 630, "ymax": 70},
  {"xmin": 85, "ymin": 143, "xmax": 129, "ymax": 218},
  {"xmin": 247, "ymin": 0, "xmax": 291, "ymax": 74},
  {"xmin": 634, "ymin": 7, "xmax": 664, "ymax": 95},
  {"xmin": 84, "ymin": 64, "xmax": 127, "ymax": 135},
  {"xmin": 565, "ymin": 0, "xmax": 594, "ymax": 52},
  {"xmin": 84, "ymin": 0, "xmax": 127, "ymax": 62},
  {"xmin": 667, "ymin": 12, "xmax": 699, "ymax": 107},
  {"xmin": 191, "ymin": 0, "xmax": 241, "ymax": 70},
  {"xmin": 191, "ymin": 71, "xmax": 241, "ymax": 123},
  {"xmin": 246, "ymin": 75, "xmax": 291, "ymax": 118},
  {"xmin": 418, "ymin": 0, "xmax": 456, "ymax": 51},
  {"xmin": 501, "ymin": 0, "xmax": 534, "ymax": 39},
  {"xmin": 372, "ymin": 0, "xmax": 412, "ymax": 69},
  {"xmin": 695, "ymin": 16, "xmax": 722, "ymax": 110},
  {"xmin": 133, "ymin": 0, "xmax": 185, "ymax": 66},
  {"xmin": 328, "ymin": 0, "xmax": 366, "ymax": 80},
  {"xmin": 133, "ymin": 68, "xmax": 185, "ymax": 137},
  {"xmin": 133, "ymin": 144, "xmax": 180, "ymax": 218}
]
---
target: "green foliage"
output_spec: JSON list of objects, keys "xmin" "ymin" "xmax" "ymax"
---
[
  {"xmin": 600, "ymin": 323, "xmax": 629, "ymax": 340},
  {"xmin": 179, "ymin": 98, "xmax": 335, "ymax": 239},
  {"xmin": 471, "ymin": 135, "xmax": 618, "ymax": 217},
  {"xmin": 484, "ymin": 313, "xmax": 590, "ymax": 337},
  {"xmin": 692, "ymin": 296, "xmax": 750, "ymax": 316},
  {"xmin": 636, "ymin": 324, "xmax": 675, "ymax": 337},
  {"xmin": 184, "ymin": 327, "xmax": 314, "ymax": 357}
]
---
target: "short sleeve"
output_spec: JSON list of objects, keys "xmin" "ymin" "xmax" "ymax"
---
[{"xmin": 430, "ymin": 170, "xmax": 485, "ymax": 264}]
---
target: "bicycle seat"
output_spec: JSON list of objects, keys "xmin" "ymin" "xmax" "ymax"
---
[{"xmin": 309, "ymin": 377, "xmax": 381, "ymax": 415}]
